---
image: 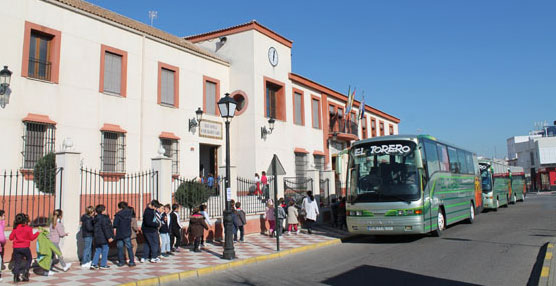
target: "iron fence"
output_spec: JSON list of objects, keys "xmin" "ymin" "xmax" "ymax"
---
[
  {"xmin": 80, "ymin": 168, "xmax": 158, "ymax": 220},
  {"xmin": 236, "ymin": 176, "xmax": 275, "ymax": 214},
  {"xmin": 172, "ymin": 176, "xmax": 225, "ymax": 221},
  {"xmin": 0, "ymin": 167, "xmax": 62, "ymax": 227},
  {"xmin": 283, "ymin": 177, "xmax": 313, "ymax": 205}
]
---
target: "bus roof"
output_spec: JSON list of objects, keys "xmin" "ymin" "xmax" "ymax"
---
[{"xmin": 353, "ymin": 134, "xmax": 476, "ymax": 155}]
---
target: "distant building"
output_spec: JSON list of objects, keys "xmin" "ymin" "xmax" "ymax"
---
[{"xmin": 507, "ymin": 121, "xmax": 556, "ymax": 191}]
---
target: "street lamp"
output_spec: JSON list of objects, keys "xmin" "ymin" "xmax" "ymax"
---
[
  {"xmin": 261, "ymin": 117, "xmax": 275, "ymax": 139},
  {"xmin": 189, "ymin": 107, "xmax": 203, "ymax": 132},
  {"xmin": 0, "ymin": 66, "xmax": 13, "ymax": 109},
  {"xmin": 217, "ymin": 92, "xmax": 237, "ymax": 260}
]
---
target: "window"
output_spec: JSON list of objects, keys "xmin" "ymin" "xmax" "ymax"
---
[
  {"xmin": 379, "ymin": 121, "xmax": 385, "ymax": 136},
  {"xmin": 436, "ymin": 144, "xmax": 450, "ymax": 172},
  {"xmin": 362, "ymin": 117, "xmax": 368, "ymax": 139},
  {"xmin": 295, "ymin": 153, "xmax": 307, "ymax": 178},
  {"xmin": 22, "ymin": 122, "xmax": 55, "ymax": 169},
  {"xmin": 371, "ymin": 118, "xmax": 376, "ymax": 137},
  {"xmin": 448, "ymin": 147, "xmax": 459, "ymax": 173},
  {"xmin": 161, "ymin": 139, "xmax": 180, "ymax": 175},
  {"xmin": 465, "ymin": 153, "xmax": 475, "ymax": 174},
  {"xmin": 22, "ymin": 22, "xmax": 61, "ymax": 83},
  {"xmin": 101, "ymin": 131, "xmax": 125, "ymax": 173},
  {"xmin": 231, "ymin": 91, "xmax": 248, "ymax": 116},
  {"xmin": 293, "ymin": 89, "xmax": 304, "ymax": 125},
  {"xmin": 100, "ymin": 45, "xmax": 127, "ymax": 97},
  {"xmin": 389, "ymin": 124, "xmax": 394, "ymax": 135},
  {"xmin": 457, "ymin": 150, "xmax": 469, "ymax": 174},
  {"xmin": 424, "ymin": 140, "xmax": 440, "ymax": 177},
  {"xmin": 203, "ymin": 76, "xmax": 220, "ymax": 115},
  {"xmin": 158, "ymin": 62, "xmax": 179, "ymax": 107},
  {"xmin": 311, "ymin": 96, "xmax": 321, "ymax": 129},
  {"xmin": 314, "ymin": 155, "xmax": 325, "ymax": 172},
  {"xmin": 264, "ymin": 77, "xmax": 285, "ymax": 121}
]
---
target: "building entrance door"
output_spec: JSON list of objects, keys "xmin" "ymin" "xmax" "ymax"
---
[{"xmin": 199, "ymin": 144, "xmax": 219, "ymax": 181}]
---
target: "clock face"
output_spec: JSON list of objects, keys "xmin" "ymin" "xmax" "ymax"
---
[{"xmin": 268, "ymin": 47, "xmax": 278, "ymax": 67}]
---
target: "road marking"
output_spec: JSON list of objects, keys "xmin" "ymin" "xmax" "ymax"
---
[
  {"xmin": 546, "ymin": 251, "xmax": 552, "ymax": 260},
  {"xmin": 548, "ymin": 243, "xmax": 554, "ymax": 249},
  {"xmin": 541, "ymin": 266, "xmax": 549, "ymax": 277}
]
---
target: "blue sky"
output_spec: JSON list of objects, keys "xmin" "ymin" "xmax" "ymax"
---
[{"xmin": 89, "ymin": 0, "xmax": 556, "ymax": 158}]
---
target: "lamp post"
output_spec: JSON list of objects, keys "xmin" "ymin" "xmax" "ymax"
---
[
  {"xmin": 217, "ymin": 92, "xmax": 237, "ymax": 260},
  {"xmin": 0, "ymin": 66, "xmax": 13, "ymax": 109}
]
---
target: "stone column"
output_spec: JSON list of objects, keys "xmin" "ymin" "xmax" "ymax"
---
[
  {"xmin": 152, "ymin": 156, "xmax": 172, "ymax": 204},
  {"xmin": 55, "ymin": 151, "xmax": 81, "ymax": 261}
]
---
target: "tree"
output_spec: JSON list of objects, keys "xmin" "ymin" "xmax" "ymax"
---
[
  {"xmin": 174, "ymin": 180, "xmax": 212, "ymax": 210},
  {"xmin": 34, "ymin": 152, "xmax": 57, "ymax": 194}
]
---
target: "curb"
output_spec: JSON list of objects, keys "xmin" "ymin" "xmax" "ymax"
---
[
  {"xmin": 539, "ymin": 242, "xmax": 555, "ymax": 286},
  {"xmin": 119, "ymin": 238, "xmax": 342, "ymax": 286}
]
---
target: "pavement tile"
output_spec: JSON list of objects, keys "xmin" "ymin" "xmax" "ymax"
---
[{"xmin": 5, "ymin": 228, "xmax": 345, "ymax": 285}]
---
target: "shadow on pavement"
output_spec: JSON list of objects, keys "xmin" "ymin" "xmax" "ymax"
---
[
  {"xmin": 321, "ymin": 265, "xmax": 480, "ymax": 286},
  {"xmin": 527, "ymin": 242, "xmax": 548, "ymax": 286},
  {"xmin": 342, "ymin": 234, "xmax": 424, "ymax": 244}
]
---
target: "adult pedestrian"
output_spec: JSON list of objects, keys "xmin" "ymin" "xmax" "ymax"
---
[{"xmin": 301, "ymin": 191, "xmax": 319, "ymax": 234}]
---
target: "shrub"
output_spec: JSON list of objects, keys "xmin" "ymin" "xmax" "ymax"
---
[
  {"xmin": 34, "ymin": 152, "xmax": 57, "ymax": 194},
  {"xmin": 174, "ymin": 180, "xmax": 212, "ymax": 210}
]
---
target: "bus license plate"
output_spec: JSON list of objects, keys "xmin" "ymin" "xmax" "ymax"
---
[{"xmin": 368, "ymin": 226, "xmax": 393, "ymax": 231}]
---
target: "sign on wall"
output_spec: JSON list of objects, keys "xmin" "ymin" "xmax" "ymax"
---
[{"xmin": 199, "ymin": 120, "xmax": 223, "ymax": 140}]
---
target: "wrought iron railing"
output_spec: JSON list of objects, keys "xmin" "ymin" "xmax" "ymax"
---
[{"xmin": 236, "ymin": 176, "xmax": 275, "ymax": 214}]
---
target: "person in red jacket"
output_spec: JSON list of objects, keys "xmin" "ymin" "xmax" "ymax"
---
[{"xmin": 9, "ymin": 213, "xmax": 39, "ymax": 282}]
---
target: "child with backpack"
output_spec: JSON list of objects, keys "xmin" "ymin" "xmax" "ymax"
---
[
  {"xmin": 159, "ymin": 204, "xmax": 171, "ymax": 257},
  {"xmin": 265, "ymin": 200, "xmax": 276, "ymax": 237},
  {"xmin": 286, "ymin": 200, "xmax": 300, "ymax": 235},
  {"xmin": 80, "ymin": 206, "xmax": 95, "ymax": 268},
  {"xmin": 233, "ymin": 202, "xmax": 247, "ymax": 242},
  {"xmin": 113, "ymin": 201, "xmax": 135, "ymax": 267},
  {"xmin": 187, "ymin": 208, "xmax": 208, "ymax": 252},
  {"xmin": 276, "ymin": 198, "xmax": 287, "ymax": 237},
  {"xmin": 9, "ymin": 213, "xmax": 39, "ymax": 282}
]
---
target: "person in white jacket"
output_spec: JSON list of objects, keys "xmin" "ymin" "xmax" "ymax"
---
[{"xmin": 301, "ymin": 191, "xmax": 319, "ymax": 234}]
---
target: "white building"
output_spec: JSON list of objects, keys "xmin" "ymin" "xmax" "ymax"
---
[{"xmin": 1, "ymin": 0, "xmax": 400, "ymax": 192}]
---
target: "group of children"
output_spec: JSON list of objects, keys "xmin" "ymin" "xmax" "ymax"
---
[
  {"xmin": 264, "ymin": 198, "xmax": 301, "ymax": 237},
  {"xmin": 1, "ymin": 209, "xmax": 72, "ymax": 283}
]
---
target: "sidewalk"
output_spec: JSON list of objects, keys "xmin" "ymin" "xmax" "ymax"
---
[{"xmin": 12, "ymin": 228, "xmax": 347, "ymax": 286}]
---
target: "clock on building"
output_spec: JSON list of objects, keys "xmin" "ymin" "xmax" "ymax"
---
[{"xmin": 268, "ymin": 47, "xmax": 278, "ymax": 67}]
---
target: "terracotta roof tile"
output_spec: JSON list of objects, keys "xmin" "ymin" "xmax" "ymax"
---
[{"xmin": 48, "ymin": 0, "xmax": 228, "ymax": 64}]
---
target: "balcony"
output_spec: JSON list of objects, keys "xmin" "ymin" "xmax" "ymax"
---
[
  {"xmin": 329, "ymin": 116, "xmax": 358, "ymax": 141},
  {"xmin": 28, "ymin": 58, "xmax": 51, "ymax": 81}
]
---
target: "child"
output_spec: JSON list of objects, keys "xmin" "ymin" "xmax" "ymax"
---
[
  {"xmin": 113, "ymin": 202, "xmax": 135, "ymax": 267},
  {"xmin": 0, "ymin": 210, "xmax": 5, "ymax": 281},
  {"xmin": 254, "ymin": 173, "xmax": 262, "ymax": 196},
  {"xmin": 286, "ymin": 200, "xmax": 300, "ymax": 235},
  {"xmin": 91, "ymin": 205, "xmax": 113, "ymax": 270},
  {"xmin": 265, "ymin": 200, "xmax": 276, "ymax": 237},
  {"xmin": 80, "ymin": 206, "xmax": 95, "ymax": 268},
  {"xmin": 233, "ymin": 202, "xmax": 247, "ymax": 242},
  {"xmin": 48, "ymin": 209, "xmax": 72, "ymax": 272},
  {"xmin": 199, "ymin": 204, "xmax": 212, "ymax": 246},
  {"xmin": 9, "ymin": 213, "xmax": 39, "ymax": 282},
  {"xmin": 187, "ymin": 208, "xmax": 208, "ymax": 252},
  {"xmin": 276, "ymin": 198, "xmax": 287, "ymax": 237},
  {"xmin": 159, "ymin": 205, "xmax": 171, "ymax": 257},
  {"xmin": 169, "ymin": 204, "xmax": 182, "ymax": 252},
  {"xmin": 128, "ymin": 207, "xmax": 140, "ymax": 262},
  {"xmin": 141, "ymin": 200, "xmax": 161, "ymax": 263}
]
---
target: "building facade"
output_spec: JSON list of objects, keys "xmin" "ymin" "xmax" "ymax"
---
[
  {"xmin": 1, "ymin": 0, "xmax": 400, "ymax": 191},
  {"xmin": 507, "ymin": 122, "xmax": 556, "ymax": 191}
]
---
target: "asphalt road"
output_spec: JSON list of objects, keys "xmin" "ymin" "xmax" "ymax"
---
[{"xmin": 165, "ymin": 193, "xmax": 556, "ymax": 286}]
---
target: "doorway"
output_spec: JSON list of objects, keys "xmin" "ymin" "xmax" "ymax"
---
[{"xmin": 199, "ymin": 144, "xmax": 219, "ymax": 180}]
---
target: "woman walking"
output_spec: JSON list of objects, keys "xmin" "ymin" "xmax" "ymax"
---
[{"xmin": 301, "ymin": 191, "xmax": 319, "ymax": 234}]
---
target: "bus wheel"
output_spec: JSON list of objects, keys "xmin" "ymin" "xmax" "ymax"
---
[
  {"xmin": 466, "ymin": 203, "xmax": 475, "ymax": 224},
  {"xmin": 503, "ymin": 195, "xmax": 509, "ymax": 208},
  {"xmin": 432, "ymin": 210, "xmax": 445, "ymax": 237},
  {"xmin": 512, "ymin": 194, "xmax": 517, "ymax": 204}
]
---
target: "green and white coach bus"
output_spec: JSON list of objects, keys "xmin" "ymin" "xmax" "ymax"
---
[
  {"xmin": 480, "ymin": 159, "xmax": 525, "ymax": 210},
  {"xmin": 346, "ymin": 135, "xmax": 482, "ymax": 236}
]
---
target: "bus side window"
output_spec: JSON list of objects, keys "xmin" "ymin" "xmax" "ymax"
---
[
  {"xmin": 447, "ymin": 147, "xmax": 459, "ymax": 173},
  {"xmin": 457, "ymin": 149, "xmax": 468, "ymax": 174},
  {"xmin": 424, "ymin": 140, "xmax": 440, "ymax": 177},
  {"xmin": 436, "ymin": 144, "xmax": 450, "ymax": 172}
]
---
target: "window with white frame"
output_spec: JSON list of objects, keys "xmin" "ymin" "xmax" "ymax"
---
[
  {"xmin": 101, "ymin": 131, "xmax": 125, "ymax": 172},
  {"xmin": 204, "ymin": 80, "xmax": 217, "ymax": 115},
  {"xmin": 160, "ymin": 68, "xmax": 175, "ymax": 106},
  {"xmin": 22, "ymin": 122, "xmax": 56, "ymax": 169},
  {"xmin": 294, "ymin": 91, "xmax": 303, "ymax": 125},
  {"xmin": 161, "ymin": 138, "xmax": 179, "ymax": 175},
  {"xmin": 103, "ymin": 51, "xmax": 122, "ymax": 95}
]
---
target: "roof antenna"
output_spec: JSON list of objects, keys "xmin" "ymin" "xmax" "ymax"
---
[{"xmin": 148, "ymin": 10, "xmax": 158, "ymax": 27}]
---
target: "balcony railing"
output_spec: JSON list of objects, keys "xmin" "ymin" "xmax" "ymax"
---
[
  {"xmin": 329, "ymin": 116, "xmax": 358, "ymax": 138},
  {"xmin": 28, "ymin": 58, "xmax": 51, "ymax": 81}
]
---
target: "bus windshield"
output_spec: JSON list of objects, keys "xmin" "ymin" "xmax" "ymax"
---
[
  {"xmin": 480, "ymin": 164, "xmax": 492, "ymax": 192},
  {"xmin": 348, "ymin": 141, "xmax": 420, "ymax": 203}
]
